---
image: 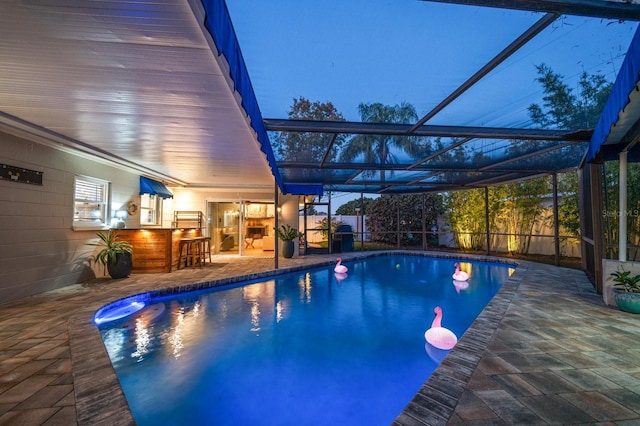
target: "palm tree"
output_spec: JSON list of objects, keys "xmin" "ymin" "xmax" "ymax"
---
[{"xmin": 340, "ymin": 102, "xmax": 428, "ymax": 182}]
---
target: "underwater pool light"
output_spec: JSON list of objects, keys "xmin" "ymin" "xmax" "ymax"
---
[{"xmin": 94, "ymin": 299, "xmax": 146, "ymax": 325}]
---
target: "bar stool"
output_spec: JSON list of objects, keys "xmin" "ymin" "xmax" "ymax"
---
[
  {"xmin": 192, "ymin": 236, "xmax": 210, "ymax": 265},
  {"xmin": 199, "ymin": 236, "xmax": 212, "ymax": 264},
  {"xmin": 178, "ymin": 238, "xmax": 200, "ymax": 269},
  {"xmin": 178, "ymin": 238, "xmax": 191, "ymax": 269}
]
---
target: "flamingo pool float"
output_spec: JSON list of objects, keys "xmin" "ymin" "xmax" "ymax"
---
[
  {"xmin": 334, "ymin": 257, "xmax": 348, "ymax": 273},
  {"xmin": 334, "ymin": 272, "xmax": 348, "ymax": 283},
  {"xmin": 424, "ymin": 306, "xmax": 458, "ymax": 350},
  {"xmin": 452, "ymin": 263, "xmax": 469, "ymax": 281},
  {"xmin": 452, "ymin": 279, "xmax": 469, "ymax": 294}
]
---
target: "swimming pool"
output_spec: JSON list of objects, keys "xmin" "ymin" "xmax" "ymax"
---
[{"xmin": 97, "ymin": 254, "xmax": 514, "ymax": 425}]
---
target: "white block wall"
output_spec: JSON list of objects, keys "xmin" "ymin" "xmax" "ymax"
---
[{"xmin": 0, "ymin": 130, "xmax": 140, "ymax": 304}]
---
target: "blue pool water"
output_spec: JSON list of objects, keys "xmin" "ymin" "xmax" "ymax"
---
[{"xmin": 97, "ymin": 255, "xmax": 514, "ymax": 425}]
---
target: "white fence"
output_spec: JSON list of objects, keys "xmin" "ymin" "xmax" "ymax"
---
[{"xmin": 299, "ymin": 213, "xmax": 580, "ymax": 258}]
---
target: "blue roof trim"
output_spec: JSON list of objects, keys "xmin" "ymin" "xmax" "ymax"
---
[
  {"xmin": 283, "ymin": 183, "xmax": 324, "ymax": 197},
  {"xmin": 140, "ymin": 176, "xmax": 173, "ymax": 199},
  {"xmin": 587, "ymin": 25, "xmax": 640, "ymax": 162},
  {"xmin": 200, "ymin": 0, "xmax": 324, "ymax": 195}
]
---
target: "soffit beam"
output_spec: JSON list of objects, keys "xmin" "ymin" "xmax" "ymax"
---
[
  {"xmin": 277, "ymin": 161, "xmax": 565, "ymax": 174},
  {"xmin": 264, "ymin": 119, "xmax": 592, "ymax": 141},
  {"xmin": 420, "ymin": 0, "xmax": 640, "ymax": 21}
]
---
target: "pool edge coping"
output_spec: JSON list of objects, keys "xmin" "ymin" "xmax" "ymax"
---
[
  {"xmin": 69, "ymin": 251, "xmax": 526, "ymax": 425},
  {"xmin": 393, "ymin": 257, "xmax": 528, "ymax": 425}
]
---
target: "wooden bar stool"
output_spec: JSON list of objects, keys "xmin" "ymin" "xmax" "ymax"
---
[
  {"xmin": 178, "ymin": 238, "xmax": 200, "ymax": 269},
  {"xmin": 178, "ymin": 238, "xmax": 190, "ymax": 269},
  {"xmin": 192, "ymin": 236, "xmax": 208, "ymax": 266},
  {"xmin": 198, "ymin": 236, "xmax": 212, "ymax": 264}
]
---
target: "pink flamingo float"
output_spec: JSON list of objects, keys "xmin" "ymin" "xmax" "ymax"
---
[
  {"xmin": 424, "ymin": 306, "xmax": 458, "ymax": 350},
  {"xmin": 452, "ymin": 263, "xmax": 469, "ymax": 281},
  {"xmin": 334, "ymin": 257, "xmax": 348, "ymax": 273},
  {"xmin": 452, "ymin": 279, "xmax": 469, "ymax": 294},
  {"xmin": 334, "ymin": 272, "xmax": 348, "ymax": 283}
]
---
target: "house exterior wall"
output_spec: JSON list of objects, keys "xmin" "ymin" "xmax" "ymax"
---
[
  {"xmin": 171, "ymin": 188, "xmax": 276, "ymax": 219},
  {"xmin": 170, "ymin": 188, "xmax": 298, "ymax": 254},
  {"xmin": 0, "ymin": 129, "xmax": 141, "ymax": 304},
  {"xmin": 278, "ymin": 195, "xmax": 300, "ymax": 256},
  {"xmin": 0, "ymin": 129, "xmax": 291, "ymax": 304}
]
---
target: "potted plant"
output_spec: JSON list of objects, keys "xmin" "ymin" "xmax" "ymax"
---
[
  {"xmin": 277, "ymin": 224, "xmax": 300, "ymax": 259},
  {"xmin": 88, "ymin": 229, "xmax": 134, "ymax": 279},
  {"xmin": 610, "ymin": 268, "xmax": 640, "ymax": 314}
]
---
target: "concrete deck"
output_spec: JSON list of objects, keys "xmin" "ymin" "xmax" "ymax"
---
[{"xmin": 1, "ymin": 251, "xmax": 639, "ymax": 425}]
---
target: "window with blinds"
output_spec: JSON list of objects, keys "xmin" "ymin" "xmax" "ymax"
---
[{"xmin": 74, "ymin": 175, "xmax": 109, "ymax": 228}]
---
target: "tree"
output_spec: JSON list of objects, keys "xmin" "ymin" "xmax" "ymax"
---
[
  {"xmin": 623, "ymin": 163, "xmax": 640, "ymax": 257},
  {"xmin": 444, "ymin": 64, "xmax": 614, "ymax": 255},
  {"xmin": 366, "ymin": 194, "xmax": 442, "ymax": 246},
  {"xmin": 316, "ymin": 217, "xmax": 344, "ymax": 239},
  {"xmin": 445, "ymin": 188, "xmax": 488, "ymax": 251},
  {"xmin": 446, "ymin": 179, "xmax": 550, "ymax": 255},
  {"xmin": 335, "ymin": 197, "xmax": 375, "ymax": 215},
  {"xmin": 527, "ymin": 63, "xmax": 614, "ymax": 241},
  {"xmin": 601, "ymin": 161, "xmax": 640, "ymax": 259},
  {"xmin": 499, "ymin": 177, "xmax": 550, "ymax": 254},
  {"xmin": 272, "ymin": 97, "xmax": 347, "ymax": 162},
  {"xmin": 557, "ymin": 171, "xmax": 580, "ymax": 236},
  {"xmin": 340, "ymin": 102, "xmax": 430, "ymax": 181},
  {"xmin": 528, "ymin": 63, "xmax": 612, "ymax": 130}
]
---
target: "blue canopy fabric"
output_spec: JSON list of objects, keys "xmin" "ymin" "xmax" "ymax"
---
[
  {"xmin": 587, "ymin": 25, "xmax": 640, "ymax": 162},
  {"xmin": 283, "ymin": 183, "xmax": 323, "ymax": 197},
  {"xmin": 139, "ymin": 176, "xmax": 173, "ymax": 199}
]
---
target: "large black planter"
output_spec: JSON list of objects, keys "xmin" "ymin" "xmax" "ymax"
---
[
  {"xmin": 282, "ymin": 240, "xmax": 295, "ymax": 258},
  {"xmin": 107, "ymin": 252, "xmax": 133, "ymax": 279}
]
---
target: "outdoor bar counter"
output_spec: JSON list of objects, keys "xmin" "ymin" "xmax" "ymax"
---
[{"xmin": 114, "ymin": 228, "xmax": 203, "ymax": 273}]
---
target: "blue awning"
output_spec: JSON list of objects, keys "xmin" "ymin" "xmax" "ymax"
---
[
  {"xmin": 587, "ymin": 24, "xmax": 640, "ymax": 162},
  {"xmin": 200, "ymin": 0, "xmax": 326, "ymax": 197},
  {"xmin": 201, "ymin": 0, "xmax": 286, "ymax": 189},
  {"xmin": 140, "ymin": 176, "xmax": 173, "ymax": 199},
  {"xmin": 282, "ymin": 183, "xmax": 323, "ymax": 197}
]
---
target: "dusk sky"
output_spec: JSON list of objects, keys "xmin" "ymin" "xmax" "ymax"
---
[
  {"xmin": 226, "ymin": 1, "xmax": 637, "ymax": 128},
  {"xmin": 224, "ymin": 1, "xmax": 638, "ymax": 209}
]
